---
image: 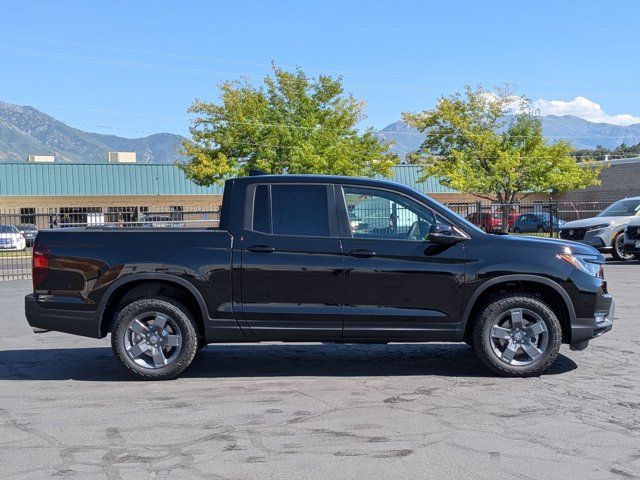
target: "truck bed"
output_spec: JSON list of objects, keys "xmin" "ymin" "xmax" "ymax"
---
[{"xmin": 28, "ymin": 228, "xmax": 234, "ymax": 338}]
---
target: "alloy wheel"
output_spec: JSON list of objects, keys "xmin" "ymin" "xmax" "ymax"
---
[
  {"xmin": 614, "ymin": 234, "xmax": 634, "ymax": 261},
  {"xmin": 123, "ymin": 311, "xmax": 182, "ymax": 369},
  {"xmin": 489, "ymin": 308, "xmax": 549, "ymax": 366}
]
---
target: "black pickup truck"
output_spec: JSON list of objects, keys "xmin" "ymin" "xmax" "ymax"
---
[{"xmin": 25, "ymin": 175, "xmax": 614, "ymax": 380}]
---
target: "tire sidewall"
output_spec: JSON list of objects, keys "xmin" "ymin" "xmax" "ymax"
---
[
  {"xmin": 474, "ymin": 295, "xmax": 562, "ymax": 376},
  {"xmin": 111, "ymin": 297, "xmax": 198, "ymax": 380},
  {"xmin": 612, "ymin": 233, "xmax": 632, "ymax": 261}
]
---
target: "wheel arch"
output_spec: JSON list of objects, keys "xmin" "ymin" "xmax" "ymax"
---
[
  {"xmin": 98, "ymin": 274, "xmax": 209, "ymax": 338},
  {"xmin": 461, "ymin": 275, "xmax": 576, "ymax": 344}
]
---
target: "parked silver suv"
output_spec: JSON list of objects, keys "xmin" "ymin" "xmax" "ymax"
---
[{"xmin": 560, "ymin": 197, "xmax": 640, "ymax": 261}]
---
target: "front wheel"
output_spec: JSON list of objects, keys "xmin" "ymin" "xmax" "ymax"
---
[
  {"xmin": 611, "ymin": 233, "xmax": 634, "ymax": 261},
  {"xmin": 111, "ymin": 296, "xmax": 200, "ymax": 380},
  {"xmin": 472, "ymin": 294, "xmax": 562, "ymax": 377}
]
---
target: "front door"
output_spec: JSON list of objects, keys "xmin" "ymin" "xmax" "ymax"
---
[
  {"xmin": 241, "ymin": 183, "xmax": 344, "ymax": 340},
  {"xmin": 337, "ymin": 185, "xmax": 466, "ymax": 339}
]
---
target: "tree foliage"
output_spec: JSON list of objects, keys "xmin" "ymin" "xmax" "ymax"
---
[
  {"xmin": 403, "ymin": 85, "xmax": 603, "ymax": 202},
  {"xmin": 572, "ymin": 142, "xmax": 640, "ymax": 161},
  {"xmin": 181, "ymin": 66, "xmax": 398, "ymax": 185}
]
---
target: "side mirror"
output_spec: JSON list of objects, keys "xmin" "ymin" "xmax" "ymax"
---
[{"xmin": 428, "ymin": 224, "xmax": 467, "ymax": 245}]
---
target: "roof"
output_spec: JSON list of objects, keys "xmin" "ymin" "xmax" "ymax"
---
[
  {"xmin": 382, "ymin": 165, "xmax": 454, "ymax": 193},
  {"xmin": 605, "ymin": 157, "xmax": 640, "ymax": 166},
  {"xmin": 0, "ymin": 163, "xmax": 224, "ymax": 196},
  {"xmin": 0, "ymin": 162, "xmax": 453, "ymax": 197}
]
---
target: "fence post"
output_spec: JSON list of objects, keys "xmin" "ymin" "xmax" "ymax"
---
[{"xmin": 549, "ymin": 200, "xmax": 557, "ymax": 238}]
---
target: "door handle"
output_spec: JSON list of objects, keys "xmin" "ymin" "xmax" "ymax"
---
[
  {"xmin": 247, "ymin": 245, "xmax": 276, "ymax": 253},
  {"xmin": 348, "ymin": 249, "xmax": 376, "ymax": 258}
]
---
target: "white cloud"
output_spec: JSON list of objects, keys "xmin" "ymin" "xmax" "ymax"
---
[{"xmin": 534, "ymin": 96, "xmax": 640, "ymax": 126}]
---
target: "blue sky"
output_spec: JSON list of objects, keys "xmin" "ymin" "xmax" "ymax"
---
[{"xmin": 2, "ymin": 0, "xmax": 639, "ymax": 138}]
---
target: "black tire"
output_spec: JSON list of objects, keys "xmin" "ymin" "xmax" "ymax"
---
[
  {"xmin": 514, "ymin": 227, "xmax": 521, "ymax": 233},
  {"xmin": 472, "ymin": 294, "xmax": 562, "ymax": 377},
  {"xmin": 111, "ymin": 296, "xmax": 200, "ymax": 380},
  {"xmin": 611, "ymin": 233, "xmax": 633, "ymax": 261}
]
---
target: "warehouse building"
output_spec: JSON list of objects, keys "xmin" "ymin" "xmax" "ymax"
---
[{"xmin": 0, "ymin": 163, "xmax": 467, "ymax": 228}]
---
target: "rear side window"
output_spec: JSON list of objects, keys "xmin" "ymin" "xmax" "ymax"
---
[
  {"xmin": 252, "ymin": 184, "xmax": 330, "ymax": 237},
  {"xmin": 253, "ymin": 185, "xmax": 271, "ymax": 233}
]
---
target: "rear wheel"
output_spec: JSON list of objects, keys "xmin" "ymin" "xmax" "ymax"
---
[
  {"xmin": 472, "ymin": 294, "xmax": 561, "ymax": 377},
  {"xmin": 612, "ymin": 233, "xmax": 633, "ymax": 261},
  {"xmin": 111, "ymin": 296, "xmax": 199, "ymax": 380}
]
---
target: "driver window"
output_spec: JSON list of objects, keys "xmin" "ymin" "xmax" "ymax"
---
[{"xmin": 343, "ymin": 186, "xmax": 444, "ymax": 240}]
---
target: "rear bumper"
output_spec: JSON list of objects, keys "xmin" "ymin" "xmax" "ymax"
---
[
  {"xmin": 570, "ymin": 293, "xmax": 614, "ymax": 351},
  {"xmin": 25, "ymin": 294, "xmax": 101, "ymax": 338}
]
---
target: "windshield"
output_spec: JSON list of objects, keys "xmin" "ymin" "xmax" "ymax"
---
[
  {"xmin": 0, "ymin": 225, "xmax": 17, "ymax": 233},
  {"xmin": 598, "ymin": 199, "xmax": 640, "ymax": 217}
]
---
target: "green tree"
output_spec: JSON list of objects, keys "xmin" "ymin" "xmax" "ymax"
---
[
  {"xmin": 181, "ymin": 66, "xmax": 398, "ymax": 185},
  {"xmin": 402, "ymin": 85, "xmax": 603, "ymax": 204}
]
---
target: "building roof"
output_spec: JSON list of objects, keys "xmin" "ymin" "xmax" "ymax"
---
[
  {"xmin": 383, "ymin": 165, "xmax": 454, "ymax": 193},
  {"xmin": 0, "ymin": 162, "xmax": 454, "ymax": 197},
  {"xmin": 0, "ymin": 163, "xmax": 224, "ymax": 196}
]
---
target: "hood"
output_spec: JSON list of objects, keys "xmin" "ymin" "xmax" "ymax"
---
[
  {"xmin": 496, "ymin": 233, "xmax": 599, "ymax": 255},
  {"xmin": 561, "ymin": 216, "xmax": 631, "ymax": 229}
]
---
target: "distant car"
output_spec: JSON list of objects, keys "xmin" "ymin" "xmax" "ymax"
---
[
  {"xmin": 466, "ymin": 212, "xmax": 517, "ymax": 232},
  {"xmin": 513, "ymin": 213, "xmax": 565, "ymax": 233},
  {"xmin": 622, "ymin": 220, "xmax": 640, "ymax": 259},
  {"xmin": 16, "ymin": 224, "xmax": 38, "ymax": 246},
  {"xmin": 560, "ymin": 196, "xmax": 640, "ymax": 261},
  {"xmin": 139, "ymin": 214, "xmax": 184, "ymax": 228},
  {"xmin": 0, "ymin": 225, "xmax": 26, "ymax": 251}
]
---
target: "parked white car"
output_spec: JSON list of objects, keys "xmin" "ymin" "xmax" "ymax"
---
[
  {"xmin": 560, "ymin": 197, "xmax": 640, "ymax": 261},
  {"xmin": 0, "ymin": 225, "xmax": 27, "ymax": 251}
]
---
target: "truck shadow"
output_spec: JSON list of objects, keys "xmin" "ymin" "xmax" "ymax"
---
[{"xmin": 0, "ymin": 343, "xmax": 577, "ymax": 381}]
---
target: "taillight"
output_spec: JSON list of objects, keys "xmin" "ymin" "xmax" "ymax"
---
[{"xmin": 32, "ymin": 243, "xmax": 50, "ymax": 289}]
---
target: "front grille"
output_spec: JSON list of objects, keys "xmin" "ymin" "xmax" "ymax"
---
[
  {"xmin": 560, "ymin": 228, "xmax": 586, "ymax": 241},
  {"xmin": 626, "ymin": 226, "xmax": 640, "ymax": 240}
]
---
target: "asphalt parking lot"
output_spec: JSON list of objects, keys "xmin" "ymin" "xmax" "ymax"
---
[{"xmin": 1, "ymin": 264, "xmax": 639, "ymax": 479}]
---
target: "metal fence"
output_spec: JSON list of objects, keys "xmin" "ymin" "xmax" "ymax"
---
[
  {"xmin": 444, "ymin": 200, "xmax": 612, "ymax": 236},
  {"xmin": 0, "ymin": 205, "xmax": 220, "ymax": 281}
]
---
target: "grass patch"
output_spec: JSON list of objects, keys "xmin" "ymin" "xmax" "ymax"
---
[{"xmin": 0, "ymin": 250, "xmax": 32, "ymax": 258}]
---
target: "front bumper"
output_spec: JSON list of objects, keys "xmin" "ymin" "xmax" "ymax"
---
[
  {"xmin": 25, "ymin": 294, "xmax": 101, "ymax": 338},
  {"xmin": 561, "ymin": 228, "xmax": 614, "ymax": 252},
  {"xmin": 570, "ymin": 292, "xmax": 614, "ymax": 351},
  {"xmin": 623, "ymin": 238, "xmax": 640, "ymax": 256}
]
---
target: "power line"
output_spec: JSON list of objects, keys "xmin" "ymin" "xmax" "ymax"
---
[
  {"xmin": 2, "ymin": 31, "xmax": 639, "ymax": 89},
  {"xmin": 0, "ymin": 46, "xmax": 444, "ymax": 94},
  {"xmin": 4, "ymin": 44, "xmax": 640, "ymax": 98}
]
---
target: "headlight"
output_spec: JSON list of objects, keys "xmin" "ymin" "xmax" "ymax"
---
[
  {"xmin": 558, "ymin": 252, "xmax": 604, "ymax": 277},
  {"xmin": 586, "ymin": 223, "xmax": 610, "ymax": 231}
]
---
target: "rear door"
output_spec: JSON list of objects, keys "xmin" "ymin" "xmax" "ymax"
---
[
  {"xmin": 240, "ymin": 183, "xmax": 344, "ymax": 340},
  {"xmin": 337, "ymin": 185, "xmax": 466, "ymax": 340}
]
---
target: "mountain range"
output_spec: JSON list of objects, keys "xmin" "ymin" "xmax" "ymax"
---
[
  {"xmin": 1, "ymin": 100, "xmax": 640, "ymax": 164},
  {"xmin": 378, "ymin": 116, "xmax": 640, "ymax": 158},
  {"xmin": 0, "ymin": 101, "xmax": 186, "ymax": 164}
]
